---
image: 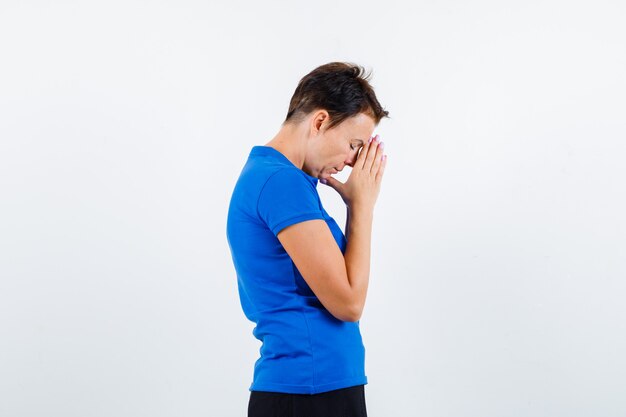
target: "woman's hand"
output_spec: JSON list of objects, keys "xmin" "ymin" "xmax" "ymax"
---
[{"xmin": 321, "ymin": 134, "xmax": 387, "ymax": 212}]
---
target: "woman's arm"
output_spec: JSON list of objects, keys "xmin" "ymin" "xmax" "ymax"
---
[
  {"xmin": 344, "ymin": 206, "xmax": 373, "ymax": 321},
  {"xmin": 278, "ymin": 137, "xmax": 384, "ymax": 322},
  {"xmin": 277, "ymin": 206, "xmax": 373, "ymax": 322},
  {"xmin": 277, "ymin": 219, "xmax": 357, "ymax": 322}
]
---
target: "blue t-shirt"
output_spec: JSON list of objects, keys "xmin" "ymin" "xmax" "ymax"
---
[{"xmin": 226, "ymin": 145, "xmax": 368, "ymax": 394}]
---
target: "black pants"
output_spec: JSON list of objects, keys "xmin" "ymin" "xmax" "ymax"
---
[{"xmin": 248, "ymin": 384, "xmax": 367, "ymax": 417}]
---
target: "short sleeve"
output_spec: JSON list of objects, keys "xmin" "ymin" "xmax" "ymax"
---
[{"xmin": 257, "ymin": 168, "xmax": 325, "ymax": 236}]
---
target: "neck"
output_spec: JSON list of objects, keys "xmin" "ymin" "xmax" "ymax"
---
[{"xmin": 264, "ymin": 123, "xmax": 309, "ymax": 171}]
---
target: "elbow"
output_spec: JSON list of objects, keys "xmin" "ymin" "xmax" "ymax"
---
[
  {"xmin": 332, "ymin": 304, "xmax": 361, "ymax": 323},
  {"xmin": 345, "ymin": 313, "xmax": 361, "ymax": 323},
  {"xmin": 345, "ymin": 303, "xmax": 363, "ymax": 323}
]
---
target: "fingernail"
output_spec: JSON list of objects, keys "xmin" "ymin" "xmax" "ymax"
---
[{"xmin": 379, "ymin": 142, "xmax": 385, "ymax": 148}]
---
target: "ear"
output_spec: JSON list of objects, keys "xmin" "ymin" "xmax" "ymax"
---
[{"xmin": 310, "ymin": 109, "xmax": 330, "ymax": 136}]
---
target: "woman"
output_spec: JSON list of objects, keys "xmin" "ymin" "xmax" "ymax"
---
[{"xmin": 226, "ymin": 61, "xmax": 389, "ymax": 417}]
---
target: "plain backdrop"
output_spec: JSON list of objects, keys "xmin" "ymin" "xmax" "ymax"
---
[{"xmin": 1, "ymin": 1, "xmax": 625, "ymax": 416}]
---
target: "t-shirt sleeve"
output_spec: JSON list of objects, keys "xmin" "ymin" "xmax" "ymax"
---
[{"xmin": 257, "ymin": 168, "xmax": 325, "ymax": 236}]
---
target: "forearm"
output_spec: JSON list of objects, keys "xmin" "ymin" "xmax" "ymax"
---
[{"xmin": 344, "ymin": 206, "xmax": 373, "ymax": 319}]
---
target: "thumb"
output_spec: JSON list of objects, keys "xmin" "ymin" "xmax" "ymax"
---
[{"xmin": 320, "ymin": 175, "xmax": 343, "ymax": 190}]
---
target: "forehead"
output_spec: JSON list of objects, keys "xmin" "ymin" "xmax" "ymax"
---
[{"xmin": 341, "ymin": 113, "xmax": 376, "ymax": 136}]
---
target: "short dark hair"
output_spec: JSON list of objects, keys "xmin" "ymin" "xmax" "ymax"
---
[{"xmin": 283, "ymin": 62, "xmax": 390, "ymax": 131}]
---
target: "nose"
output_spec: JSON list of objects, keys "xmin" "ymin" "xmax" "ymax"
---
[{"xmin": 345, "ymin": 153, "xmax": 358, "ymax": 167}]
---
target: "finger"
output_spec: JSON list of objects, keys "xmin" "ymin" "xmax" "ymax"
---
[
  {"xmin": 375, "ymin": 154, "xmax": 387, "ymax": 182},
  {"xmin": 370, "ymin": 140, "xmax": 385, "ymax": 174},
  {"xmin": 322, "ymin": 175, "xmax": 343, "ymax": 190},
  {"xmin": 356, "ymin": 134, "xmax": 375, "ymax": 170},
  {"xmin": 365, "ymin": 135, "xmax": 382, "ymax": 171}
]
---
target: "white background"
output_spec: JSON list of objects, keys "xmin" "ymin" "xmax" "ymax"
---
[{"xmin": 1, "ymin": 1, "xmax": 625, "ymax": 416}]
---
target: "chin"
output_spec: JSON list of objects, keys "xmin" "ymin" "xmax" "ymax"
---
[{"xmin": 319, "ymin": 168, "xmax": 337, "ymax": 180}]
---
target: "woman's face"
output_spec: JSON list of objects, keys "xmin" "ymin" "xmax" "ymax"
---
[{"xmin": 311, "ymin": 112, "xmax": 377, "ymax": 180}]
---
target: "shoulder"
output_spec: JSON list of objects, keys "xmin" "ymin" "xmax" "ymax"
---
[
  {"xmin": 260, "ymin": 167, "xmax": 317, "ymax": 195},
  {"xmin": 256, "ymin": 167, "xmax": 324, "ymax": 235}
]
